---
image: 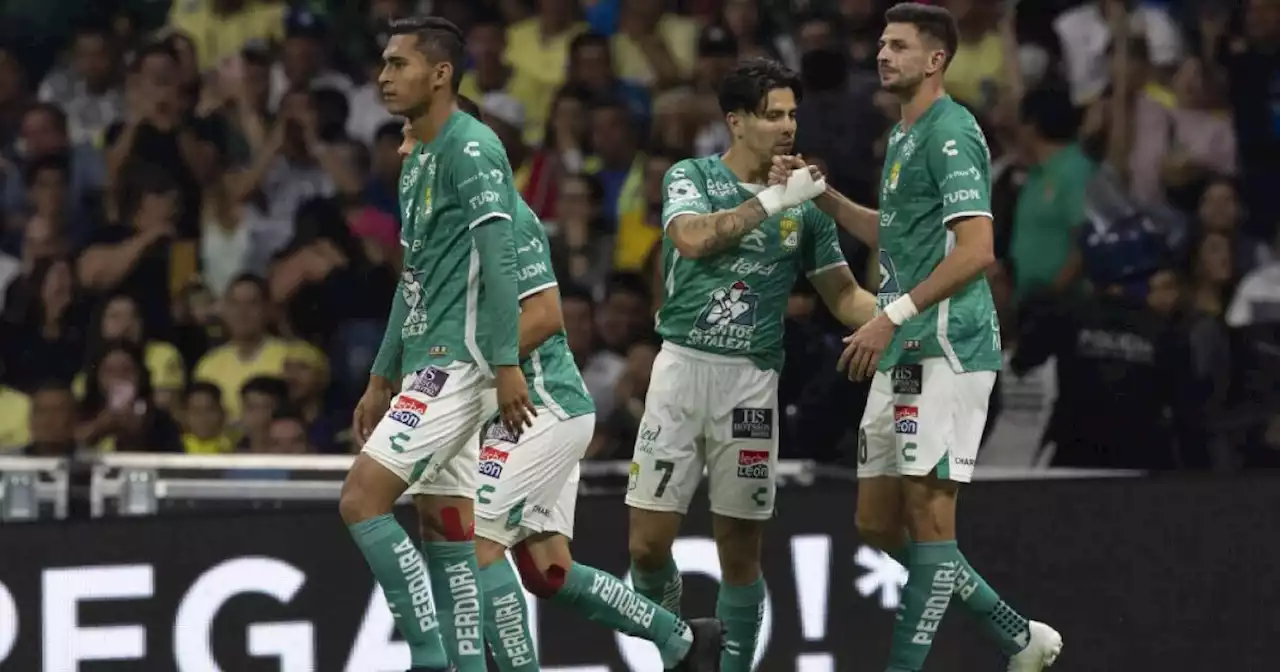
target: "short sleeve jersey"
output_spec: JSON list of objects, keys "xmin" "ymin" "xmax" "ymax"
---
[
  {"xmin": 395, "ymin": 111, "xmax": 519, "ymax": 377},
  {"xmin": 877, "ymin": 96, "xmax": 1002, "ymax": 373},
  {"xmin": 512, "ymin": 201, "xmax": 595, "ymax": 419},
  {"xmin": 657, "ymin": 156, "xmax": 848, "ymax": 371}
]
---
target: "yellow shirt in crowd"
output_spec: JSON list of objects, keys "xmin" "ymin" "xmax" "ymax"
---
[
  {"xmin": 194, "ymin": 337, "xmax": 290, "ymax": 421},
  {"xmin": 503, "ymin": 20, "xmax": 587, "ymax": 146},
  {"xmin": 614, "ymin": 210, "xmax": 662, "ymax": 272},
  {"xmin": 945, "ymin": 32, "xmax": 1006, "ymax": 109},
  {"xmin": 169, "ymin": 0, "xmax": 287, "ymax": 72},
  {"xmin": 611, "ymin": 15, "xmax": 699, "ymax": 87},
  {"xmin": 0, "ymin": 386, "xmax": 31, "ymax": 451},
  {"xmin": 73, "ymin": 341, "xmax": 186, "ymax": 399}
]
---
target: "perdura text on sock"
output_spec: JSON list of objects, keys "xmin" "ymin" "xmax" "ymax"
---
[
  {"xmin": 589, "ymin": 572, "xmax": 657, "ymax": 629},
  {"xmin": 445, "ymin": 561, "xmax": 483, "ymax": 655},
  {"xmin": 492, "ymin": 591, "xmax": 536, "ymax": 666},
  {"xmin": 912, "ymin": 561, "xmax": 957, "ymax": 646},
  {"xmin": 393, "ymin": 538, "xmax": 439, "ymax": 634}
]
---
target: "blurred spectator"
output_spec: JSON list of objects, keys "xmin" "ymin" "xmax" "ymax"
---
[
  {"xmin": 283, "ymin": 340, "xmax": 346, "ymax": 453},
  {"xmin": 548, "ymin": 172, "xmax": 612, "ymax": 286},
  {"xmin": 460, "ymin": 16, "xmax": 517, "ymax": 109},
  {"xmin": 612, "ymin": 0, "xmax": 698, "ymax": 90},
  {"xmin": 20, "ymin": 381, "xmax": 78, "ymax": 457},
  {"xmin": 1226, "ymin": 255, "xmax": 1280, "ymax": 328},
  {"xmin": 0, "ymin": 363, "xmax": 31, "ymax": 451},
  {"xmin": 1, "ymin": 215, "xmax": 70, "ymax": 314},
  {"xmin": 1221, "ymin": 0, "xmax": 1280, "ymax": 244},
  {"xmin": 1195, "ymin": 176, "xmax": 1270, "ymax": 277},
  {"xmin": 521, "ymin": 85, "xmax": 590, "ymax": 218},
  {"xmin": 1010, "ymin": 86, "xmax": 1092, "ymax": 299},
  {"xmin": 364, "ymin": 120, "xmax": 406, "ymax": 217},
  {"xmin": 77, "ymin": 293, "xmax": 185, "ymax": 410},
  {"xmin": 504, "ymin": 0, "xmax": 587, "ymax": 146},
  {"xmin": 566, "ymin": 32, "xmax": 652, "ymax": 125},
  {"xmin": 78, "ymin": 165, "xmax": 186, "ymax": 338},
  {"xmin": 181, "ymin": 381, "xmax": 234, "ymax": 455},
  {"xmin": 945, "ymin": 0, "xmax": 1010, "ymax": 111},
  {"xmin": 0, "ymin": 45, "xmax": 32, "ymax": 150},
  {"xmin": 37, "ymin": 25, "xmax": 123, "ymax": 147},
  {"xmin": 77, "ymin": 340, "xmax": 182, "ymax": 453},
  {"xmin": 270, "ymin": 8, "xmax": 353, "ymax": 111},
  {"xmin": 597, "ymin": 271, "xmax": 651, "ymax": 354},
  {"xmin": 238, "ymin": 375, "xmax": 288, "ymax": 452},
  {"xmin": 794, "ymin": 42, "xmax": 882, "ymax": 202},
  {"xmin": 595, "ymin": 337, "xmax": 658, "ymax": 457},
  {"xmin": 479, "ymin": 93, "xmax": 531, "ymax": 184},
  {"xmin": 836, "ymin": 0, "xmax": 885, "ymax": 72},
  {"xmin": 614, "ymin": 150, "xmax": 673, "ymax": 272},
  {"xmin": 267, "ymin": 410, "xmax": 314, "ymax": 454},
  {"xmin": 562, "ymin": 284, "xmax": 625, "ymax": 423},
  {"xmin": 346, "ymin": 39, "xmax": 396, "ymax": 147},
  {"xmin": 719, "ymin": 0, "xmax": 795, "ymax": 65},
  {"xmin": 1130, "ymin": 57, "xmax": 1237, "ymax": 209},
  {"xmin": 3, "ymin": 256, "xmax": 87, "ymax": 389},
  {"xmin": 193, "ymin": 274, "xmax": 288, "ymax": 421},
  {"xmin": 168, "ymin": 0, "xmax": 286, "ymax": 73},
  {"xmin": 651, "ymin": 24, "xmax": 738, "ymax": 158},
  {"xmin": 586, "ymin": 97, "xmax": 643, "ymax": 224},
  {"xmin": 3, "ymin": 103, "xmax": 105, "ymax": 245}
]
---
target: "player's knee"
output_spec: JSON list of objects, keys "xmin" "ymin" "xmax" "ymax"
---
[
  {"xmin": 902, "ymin": 478, "xmax": 957, "ymax": 541},
  {"xmin": 627, "ymin": 531, "xmax": 672, "ymax": 572},
  {"xmin": 437, "ymin": 506, "xmax": 475, "ymax": 541},
  {"xmin": 338, "ymin": 478, "xmax": 382, "ymax": 525},
  {"xmin": 514, "ymin": 545, "xmax": 567, "ymax": 599}
]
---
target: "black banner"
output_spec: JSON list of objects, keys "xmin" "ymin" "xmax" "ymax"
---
[{"xmin": 0, "ymin": 477, "xmax": 1276, "ymax": 671}]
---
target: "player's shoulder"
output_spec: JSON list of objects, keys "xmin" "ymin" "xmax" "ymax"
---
[
  {"xmin": 443, "ymin": 112, "xmax": 503, "ymax": 152},
  {"xmin": 668, "ymin": 156, "xmax": 718, "ymax": 181},
  {"xmin": 930, "ymin": 98, "xmax": 985, "ymax": 139}
]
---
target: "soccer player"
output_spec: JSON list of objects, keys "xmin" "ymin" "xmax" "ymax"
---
[
  {"xmin": 784, "ymin": 3, "xmax": 1064, "ymax": 671},
  {"xmin": 337, "ymin": 16, "xmax": 535, "ymax": 672},
  {"xmin": 626, "ymin": 58, "xmax": 879, "ymax": 672}
]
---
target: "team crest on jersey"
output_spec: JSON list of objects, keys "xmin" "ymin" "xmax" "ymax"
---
[
  {"xmin": 401, "ymin": 268, "xmax": 429, "ymax": 337},
  {"xmin": 689, "ymin": 280, "xmax": 759, "ymax": 350},
  {"xmin": 778, "ymin": 215, "xmax": 800, "ymax": 250},
  {"xmin": 887, "ymin": 161, "xmax": 901, "ymax": 192}
]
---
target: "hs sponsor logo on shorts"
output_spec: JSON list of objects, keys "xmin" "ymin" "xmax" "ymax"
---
[
  {"xmin": 479, "ymin": 446, "xmax": 510, "ymax": 479},
  {"xmin": 390, "ymin": 396, "xmax": 428, "ymax": 428},
  {"xmin": 409, "ymin": 367, "xmax": 450, "ymax": 397},
  {"xmin": 891, "ymin": 364, "xmax": 923, "ymax": 395},
  {"xmin": 731, "ymin": 408, "xmax": 773, "ymax": 439},
  {"xmin": 894, "ymin": 405, "xmax": 919, "ymax": 435},
  {"xmin": 737, "ymin": 449, "xmax": 770, "ymax": 479}
]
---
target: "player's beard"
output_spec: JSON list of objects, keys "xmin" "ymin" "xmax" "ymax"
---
[{"xmin": 881, "ymin": 69, "xmax": 924, "ymax": 98}]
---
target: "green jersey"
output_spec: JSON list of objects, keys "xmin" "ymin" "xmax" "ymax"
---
[
  {"xmin": 877, "ymin": 95, "xmax": 1002, "ymax": 373},
  {"xmin": 657, "ymin": 156, "xmax": 848, "ymax": 371},
  {"xmin": 372, "ymin": 111, "xmax": 521, "ymax": 381},
  {"xmin": 513, "ymin": 201, "xmax": 595, "ymax": 419}
]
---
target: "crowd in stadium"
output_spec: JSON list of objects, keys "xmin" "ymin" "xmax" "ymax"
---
[{"xmin": 0, "ymin": 0, "xmax": 1276, "ymax": 473}]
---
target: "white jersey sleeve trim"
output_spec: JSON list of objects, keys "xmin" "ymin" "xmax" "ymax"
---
[
  {"xmin": 518, "ymin": 280, "xmax": 559, "ymax": 300},
  {"xmin": 662, "ymin": 211, "xmax": 702, "ymax": 231},
  {"xmin": 942, "ymin": 210, "xmax": 993, "ymax": 225},
  {"xmin": 467, "ymin": 211, "xmax": 514, "ymax": 229},
  {"xmin": 804, "ymin": 261, "xmax": 849, "ymax": 279}
]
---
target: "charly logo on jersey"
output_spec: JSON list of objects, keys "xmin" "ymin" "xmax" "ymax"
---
[
  {"xmin": 739, "ymin": 228, "xmax": 767, "ymax": 253},
  {"xmin": 400, "ymin": 268, "xmax": 429, "ymax": 337},
  {"xmin": 877, "ymin": 250, "xmax": 903, "ymax": 308},
  {"xmin": 690, "ymin": 280, "xmax": 758, "ymax": 349}
]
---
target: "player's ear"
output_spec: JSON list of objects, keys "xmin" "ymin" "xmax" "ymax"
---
[
  {"xmin": 433, "ymin": 60, "xmax": 453, "ymax": 89},
  {"xmin": 928, "ymin": 49, "xmax": 946, "ymax": 75},
  {"xmin": 725, "ymin": 111, "xmax": 742, "ymax": 139}
]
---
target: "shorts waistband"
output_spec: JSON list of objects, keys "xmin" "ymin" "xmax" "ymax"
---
[{"xmin": 661, "ymin": 341, "xmax": 758, "ymax": 367}]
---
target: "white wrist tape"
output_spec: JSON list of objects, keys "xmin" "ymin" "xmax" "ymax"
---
[
  {"xmin": 883, "ymin": 295, "xmax": 919, "ymax": 326},
  {"xmin": 756, "ymin": 185, "xmax": 786, "ymax": 217}
]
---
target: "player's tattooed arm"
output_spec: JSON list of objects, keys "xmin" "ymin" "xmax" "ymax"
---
[{"xmin": 667, "ymin": 199, "xmax": 771, "ymax": 259}]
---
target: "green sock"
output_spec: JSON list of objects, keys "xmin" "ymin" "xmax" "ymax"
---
[
  {"xmin": 630, "ymin": 558, "xmax": 683, "ymax": 614},
  {"xmin": 346, "ymin": 515, "xmax": 449, "ymax": 668},
  {"xmin": 889, "ymin": 541, "xmax": 1031, "ymax": 657},
  {"xmin": 952, "ymin": 552, "xmax": 1032, "ymax": 656},
  {"xmin": 422, "ymin": 541, "xmax": 486, "ymax": 671},
  {"xmin": 887, "ymin": 541, "xmax": 960, "ymax": 672},
  {"xmin": 478, "ymin": 558, "xmax": 539, "ymax": 671},
  {"xmin": 554, "ymin": 563, "xmax": 693, "ymax": 668},
  {"xmin": 717, "ymin": 578, "xmax": 765, "ymax": 672}
]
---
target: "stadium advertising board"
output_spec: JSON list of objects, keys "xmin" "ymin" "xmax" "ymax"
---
[{"xmin": 0, "ymin": 478, "xmax": 1273, "ymax": 670}]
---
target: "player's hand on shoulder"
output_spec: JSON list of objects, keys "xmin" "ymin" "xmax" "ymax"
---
[{"xmin": 495, "ymin": 365, "xmax": 537, "ymax": 437}]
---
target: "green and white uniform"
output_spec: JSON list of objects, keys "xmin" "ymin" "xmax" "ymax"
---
[
  {"xmin": 363, "ymin": 111, "xmax": 522, "ymax": 489},
  {"xmin": 427, "ymin": 200, "xmax": 599, "ymax": 546},
  {"xmin": 626, "ymin": 155, "xmax": 848, "ymax": 521},
  {"xmin": 858, "ymin": 95, "xmax": 1002, "ymax": 484}
]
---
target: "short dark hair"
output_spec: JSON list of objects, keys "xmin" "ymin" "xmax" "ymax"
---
[
  {"xmin": 119, "ymin": 163, "xmax": 179, "ymax": 219},
  {"xmin": 389, "ymin": 15, "xmax": 467, "ymax": 91},
  {"xmin": 23, "ymin": 153, "xmax": 71, "ymax": 189},
  {"xmin": 570, "ymin": 32, "xmax": 611, "ymax": 59},
  {"xmin": 23, "ymin": 102, "xmax": 68, "ymax": 135},
  {"xmin": 374, "ymin": 119, "xmax": 404, "ymax": 144},
  {"xmin": 884, "ymin": 2, "xmax": 959, "ymax": 70},
  {"xmin": 184, "ymin": 381, "xmax": 223, "ymax": 406},
  {"xmin": 131, "ymin": 40, "xmax": 178, "ymax": 72},
  {"xmin": 240, "ymin": 376, "xmax": 289, "ymax": 403},
  {"xmin": 559, "ymin": 283, "xmax": 594, "ymax": 307},
  {"xmin": 605, "ymin": 271, "xmax": 651, "ymax": 303},
  {"xmin": 227, "ymin": 272, "xmax": 270, "ymax": 300},
  {"xmin": 271, "ymin": 407, "xmax": 308, "ymax": 425},
  {"xmin": 1018, "ymin": 86, "xmax": 1081, "ymax": 143},
  {"xmin": 717, "ymin": 57, "xmax": 803, "ymax": 116}
]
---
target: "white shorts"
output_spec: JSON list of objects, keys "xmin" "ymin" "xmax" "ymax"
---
[
  {"xmin": 363, "ymin": 363, "xmax": 491, "ymax": 491},
  {"xmin": 473, "ymin": 411, "xmax": 594, "ymax": 547},
  {"xmin": 405, "ymin": 385, "xmax": 498, "ymax": 498},
  {"xmin": 625, "ymin": 343, "xmax": 779, "ymax": 521},
  {"xmin": 857, "ymin": 358, "xmax": 996, "ymax": 483}
]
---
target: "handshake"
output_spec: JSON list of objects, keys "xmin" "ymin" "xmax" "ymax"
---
[{"xmin": 757, "ymin": 155, "xmax": 828, "ymax": 216}]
